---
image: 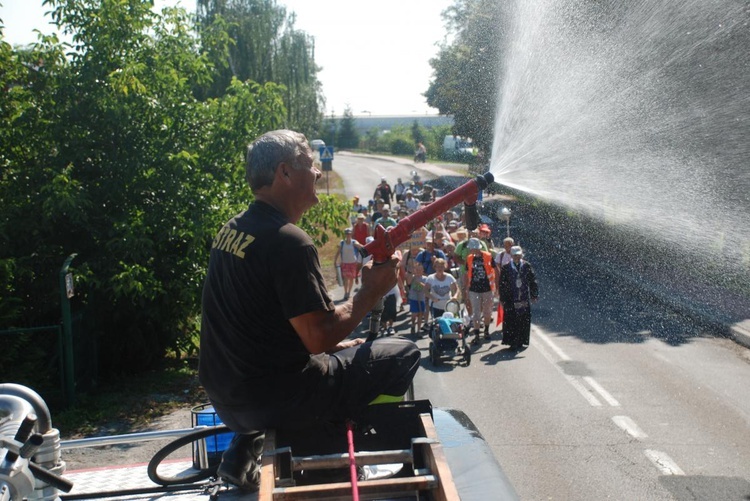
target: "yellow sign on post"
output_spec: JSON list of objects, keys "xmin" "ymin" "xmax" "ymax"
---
[{"xmin": 398, "ymin": 227, "xmax": 428, "ymax": 252}]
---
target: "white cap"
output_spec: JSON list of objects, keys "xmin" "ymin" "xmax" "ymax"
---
[
  {"xmin": 510, "ymin": 245, "xmax": 523, "ymax": 256},
  {"xmin": 467, "ymin": 238, "xmax": 482, "ymax": 250}
]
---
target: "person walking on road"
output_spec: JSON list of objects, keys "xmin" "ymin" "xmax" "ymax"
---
[
  {"xmin": 352, "ymin": 213, "xmax": 370, "ymax": 246},
  {"xmin": 333, "ymin": 228, "xmax": 362, "ymax": 300},
  {"xmin": 415, "ymin": 237, "xmax": 446, "ymax": 276},
  {"xmin": 499, "ymin": 246, "xmax": 539, "ymax": 350},
  {"xmin": 394, "ymin": 178, "xmax": 406, "ymax": 203},
  {"xmin": 465, "ymin": 238, "xmax": 496, "ymax": 345},
  {"xmin": 493, "ymin": 236, "xmax": 515, "ymax": 331},
  {"xmin": 405, "ymin": 261, "xmax": 428, "ymax": 335},
  {"xmin": 374, "ymin": 177, "xmax": 393, "ymax": 204},
  {"xmin": 403, "ymin": 190, "xmax": 420, "ymax": 212},
  {"xmin": 425, "ymin": 258, "xmax": 458, "ymax": 321}
]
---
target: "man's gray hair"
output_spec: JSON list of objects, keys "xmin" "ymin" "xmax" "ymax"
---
[
  {"xmin": 503, "ymin": 237, "xmax": 515, "ymax": 245},
  {"xmin": 245, "ymin": 130, "xmax": 308, "ymax": 192}
]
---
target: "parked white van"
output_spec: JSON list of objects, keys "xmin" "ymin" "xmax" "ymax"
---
[{"xmin": 443, "ymin": 135, "xmax": 474, "ymax": 155}]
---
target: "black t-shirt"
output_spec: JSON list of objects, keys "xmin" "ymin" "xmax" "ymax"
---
[
  {"xmin": 469, "ymin": 257, "xmax": 492, "ymax": 293},
  {"xmin": 199, "ymin": 201, "xmax": 334, "ymax": 408}
]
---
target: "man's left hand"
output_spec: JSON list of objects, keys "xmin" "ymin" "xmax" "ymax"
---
[{"xmin": 329, "ymin": 337, "xmax": 365, "ymax": 353}]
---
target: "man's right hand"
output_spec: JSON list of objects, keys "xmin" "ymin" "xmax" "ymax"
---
[{"xmin": 360, "ymin": 255, "xmax": 400, "ymax": 298}]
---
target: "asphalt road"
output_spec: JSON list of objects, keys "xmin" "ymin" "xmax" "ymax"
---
[{"xmin": 334, "ymin": 153, "xmax": 750, "ymax": 501}]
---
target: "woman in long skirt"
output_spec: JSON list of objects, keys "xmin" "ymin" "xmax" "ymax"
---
[{"xmin": 499, "ymin": 246, "xmax": 539, "ymax": 349}]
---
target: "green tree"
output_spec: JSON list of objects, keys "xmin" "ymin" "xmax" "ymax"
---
[
  {"xmin": 336, "ymin": 106, "xmax": 360, "ymax": 149},
  {"xmin": 0, "ymin": 29, "xmax": 68, "ymax": 332},
  {"xmin": 425, "ymin": 0, "xmax": 505, "ymax": 156},
  {"xmin": 0, "ymin": 0, "xmax": 287, "ymax": 382},
  {"xmin": 363, "ymin": 127, "xmax": 380, "ymax": 152},
  {"xmin": 378, "ymin": 125, "xmax": 414, "ymax": 156},
  {"xmin": 322, "ymin": 112, "xmax": 338, "ymax": 146},
  {"xmin": 196, "ymin": 0, "xmax": 324, "ymax": 136}
]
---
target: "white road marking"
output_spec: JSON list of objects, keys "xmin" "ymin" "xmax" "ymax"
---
[
  {"xmin": 534, "ymin": 328, "xmax": 571, "ymax": 361},
  {"xmin": 534, "ymin": 339, "xmax": 602, "ymax": 407},
  {"xmin": 567, "ymin": 376, "xmax": 603, "ymax": 407},
  {"xmin": 612, "ymin": 415, "xmax": 648, "ymax": 440},
  {"xmin": 533, "ymin": 327, "xmax": 684, "ymax": 477},
  {"xmin": 644, "ymin": 449, "xmax": 685, "ymax": 475},
  {"xmin": 583, "ymin": 376, "xmax": 621, "ymax": 407}
]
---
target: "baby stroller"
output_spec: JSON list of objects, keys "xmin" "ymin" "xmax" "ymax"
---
[{"xmin": 428, "ymin": 299, "xmax": 471, "ymax": 366}]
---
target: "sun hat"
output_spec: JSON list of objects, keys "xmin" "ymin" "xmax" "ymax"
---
[
  {"xmin": 450, "ymin": 228, "xmax": 468, "ymax": 242},
  {"xmin": 467, "ymin": 238, "xmax": 482, "ymax": 250}
]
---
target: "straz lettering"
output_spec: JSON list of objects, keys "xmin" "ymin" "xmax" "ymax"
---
[{"xmin": 212, "ymin": 227, "xmax": 254, "ymax": 258}]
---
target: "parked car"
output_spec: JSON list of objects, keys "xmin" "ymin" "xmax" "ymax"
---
[{"xmin": 443, "ymin": 135, "xmax": 476, "ymax": 162}]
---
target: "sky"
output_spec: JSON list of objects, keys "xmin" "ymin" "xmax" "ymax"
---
[{"xmin": 0, "ymin": 0, "xmax": 454, "ymax": 116}]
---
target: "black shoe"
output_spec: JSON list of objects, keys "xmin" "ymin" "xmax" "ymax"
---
[
  {"xmin": 470, "ymin": 330, "xmax": 481, "ymax": 345},
  {"xmin": 484, "ymin": 326, "xmax": 491, "ymax": 340},
  {"xmin": 217, "ymin": 431, "xmax": 264, "ymax": 492}
]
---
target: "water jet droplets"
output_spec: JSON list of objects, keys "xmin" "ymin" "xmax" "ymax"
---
[{"xmin": 490, "ymin": 0, "xmax": 750, "ymax": 270}]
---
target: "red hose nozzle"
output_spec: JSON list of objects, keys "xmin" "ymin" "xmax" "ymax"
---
[{"xmin": 362, "ymin": 172, "xmax": 494, "ymax": 263}]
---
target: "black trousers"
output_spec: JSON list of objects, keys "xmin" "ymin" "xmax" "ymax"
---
[{"xmin": 214, "ymin": 337, "xmax": 420, "ymax": 434}]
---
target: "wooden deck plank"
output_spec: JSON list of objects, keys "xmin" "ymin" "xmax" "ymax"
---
[
  {"xmin": 272, "ymin": 475, "xmax": 437, "ymax": 500},
  {"xmin": 258, "ymin": 429, "xmax": 277, "ymax": 501},
  {"xmin": 418, "ymin": 413, "xmax": 461, "ymax": 501}
]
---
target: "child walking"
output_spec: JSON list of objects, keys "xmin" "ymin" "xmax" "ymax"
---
[{"xmin": 406, "ymin": 262, "xmax": 428, "ymax": 335}]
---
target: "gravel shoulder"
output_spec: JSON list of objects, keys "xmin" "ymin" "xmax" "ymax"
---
[{"xmin": 62, "ymin": 407, "xmax": 195, "ymax": 471}]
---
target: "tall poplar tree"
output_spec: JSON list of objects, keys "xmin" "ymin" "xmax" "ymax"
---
[
  {"xmin": 337, "ymin": 107, "xmax": 360, "ymax": 149},
  {"xmin": 196, "ymin": 0, "xmax": 324, "ymax": 136}
]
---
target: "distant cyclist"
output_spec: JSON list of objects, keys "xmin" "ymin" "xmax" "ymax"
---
[{"xmin": 414, "ymin": 142, "xmax": 426, "ymax": 163}]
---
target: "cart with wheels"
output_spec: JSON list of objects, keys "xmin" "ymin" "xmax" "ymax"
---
[{"xmin": 428, "ymin": 300, "xmax": 471, "ymax": 367}]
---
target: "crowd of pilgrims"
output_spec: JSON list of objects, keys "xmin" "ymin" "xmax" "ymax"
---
[{"xmin": 332, "ymin": 176, "xmax": 539, "ymax": 350}]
